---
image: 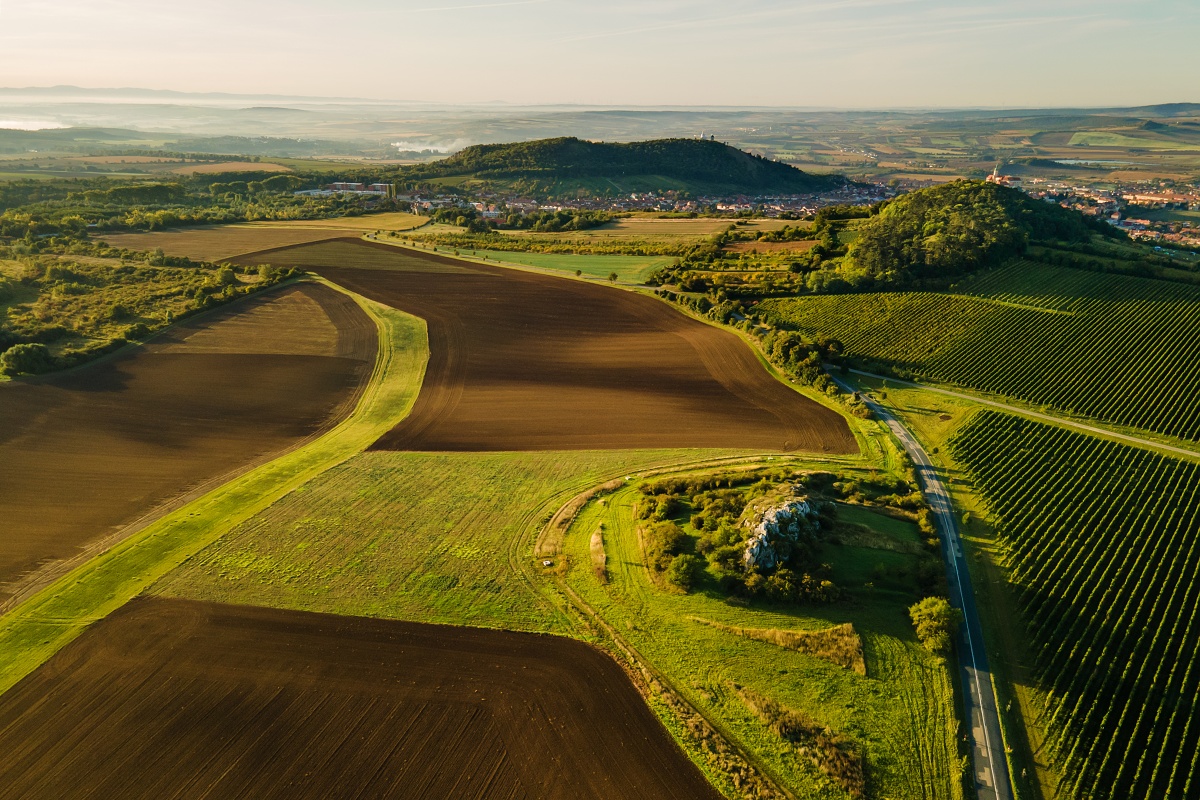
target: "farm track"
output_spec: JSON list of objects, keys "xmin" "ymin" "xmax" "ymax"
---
[
  {"xmin": 241, "ymin": 238, "xmax": 856, "ymax": 454},
  {"xmin": 0, "ymin": 282, "xmax": 376, "ymax": 609},
  {"xmin": 0, "ymin": 596, "xmax": 721, "ymax": 800}
]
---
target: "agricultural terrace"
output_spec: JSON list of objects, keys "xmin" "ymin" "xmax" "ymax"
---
[
  {"xmin": 0, "ymin": 597, "xmax": 720, "ymax": 800},
  {"xmin": 0, "ymin": 283, "xmax": 375, "ymax": 606},
  {"xmin": 949, "ymin": 411, "xmax": 1200, "ymax": 800},
  {"xmin": 760, "ymin": 260, "xmax": 1200, "ymax": 442},
  {"xmin": 101, "ymin": 211, "xmax": 425, "ymax": 262},
  {"xmin": 554, "ymin": 465, "xmax": 962, "ymax": 799},
  {"xmin": 240, "ymin": 239, "xmax": 857, "ymax": 454}
]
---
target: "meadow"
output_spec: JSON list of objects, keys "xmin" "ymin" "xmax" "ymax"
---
[
  {"xmin": 761, "ymin": 260, "xmax": 1200, "ymax": 443},
  {"xmin": 557, "ymin": 476, "xmax": 962, "ymax": 800},
  {"xmin": 949, "ymin": 410, "xmax": 1200, "ymax": 800}
]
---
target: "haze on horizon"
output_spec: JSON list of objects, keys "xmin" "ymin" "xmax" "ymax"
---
[{"xmin": 1, "ymin": 0, "xmax": 1197, "ymax": 110}]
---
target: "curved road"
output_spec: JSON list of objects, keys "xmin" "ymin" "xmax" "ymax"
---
[{"xmin": 832, "ymin": 375, "xmax": 1014, "ymax": 800}]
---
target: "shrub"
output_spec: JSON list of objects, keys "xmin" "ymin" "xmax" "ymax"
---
[
  {"xmin": 1, "ymin": 342, "xmax": 53, "ymax": 375},
  {"xmin": 909, "ymin": 596, "xmax": 961, "ymax": 655},
  {"xmin": 665, "ymin": 554, "xmax": 703, "ymax": 591},
  {"xmin": 644, "ymin": 520, "xmax": 686, "ymax": 570}
]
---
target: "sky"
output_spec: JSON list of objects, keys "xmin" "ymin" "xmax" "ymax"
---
[{"xmin": 0, "ymin": 0, "xmax": 1197, "ymax": 108}]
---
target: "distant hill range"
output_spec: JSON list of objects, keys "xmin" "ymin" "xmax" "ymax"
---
[{"xmin": 399, "ymin": 137, "xmax": 847, "ymax": 198}]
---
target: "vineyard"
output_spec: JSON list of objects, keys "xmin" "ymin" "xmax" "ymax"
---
[
  {"xmin": 759, "ymin": 261, "xmax": 1200, "ymax": 441},
  {"xmin": 949, "ymin": 410, "xmax": 1200, "ymax": 799}
]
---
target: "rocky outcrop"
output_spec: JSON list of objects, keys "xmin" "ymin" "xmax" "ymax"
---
[{"xmin": 741, "ymin": 486, "xmax": 821, "ymax": 571}]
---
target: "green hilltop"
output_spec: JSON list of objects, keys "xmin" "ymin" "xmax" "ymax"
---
[{"xmin": 400, "ymin": 137, "xmax": 846, "ymax": 198}]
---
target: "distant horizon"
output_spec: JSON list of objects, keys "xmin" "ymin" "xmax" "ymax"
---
[
  {"xmin": 1, "ymin": 0, "xmax": 1196, "ymax": 108},
  {"xmin": 1, "ymin": 84, "xmax": 1198, "ymax": 114}
]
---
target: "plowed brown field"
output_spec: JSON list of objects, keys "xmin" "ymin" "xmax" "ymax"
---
[
  {"xmin": 241, "ymin": 239, "xmax": 856, "ymax": 453},
  {"xmin": 101, "ymin": 225, "xmax": 353, "ymax": 262},
  {"xmin": 0, "ymin": 596, "xmax": 721, "ymax": 800},
  {"xmin": 0, "ymin": 283, "xmax": 375, "ymax": 605}
]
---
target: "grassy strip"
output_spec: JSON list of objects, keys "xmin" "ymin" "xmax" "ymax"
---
[{"xmin": 0, "ymin": 282, "xmax": 429, "ymax": 694}]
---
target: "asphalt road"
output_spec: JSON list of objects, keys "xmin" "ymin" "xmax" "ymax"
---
[{"xmin": 833, "ymin": 375, "xmax": 1014, "ymax": 800}]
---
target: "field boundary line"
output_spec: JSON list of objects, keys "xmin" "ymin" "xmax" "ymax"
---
[
  {"xmin": 0, "ymin": 283, "xmax": 430, "ymax": 695},
  {"xmin": 846, "ymin": 368, "xmax": 1200, "ymax": 462}
]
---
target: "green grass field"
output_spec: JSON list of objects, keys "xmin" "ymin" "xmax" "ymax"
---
[
  {"xmin": 761, "ymin": 260, "xmax": 1200, "ymax": 442},
  {"xmin": 559, "ymin": 480, "xmax": 962, "ymax": 800},
  {"xmin": 154, "ymin": 449, "xmax": 759, "ymax": 631}
]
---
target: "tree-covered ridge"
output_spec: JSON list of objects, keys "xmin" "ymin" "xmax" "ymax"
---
[
  {"xmin": 402, "ymin": 137, "xmax": 844, "ymax": 195},
  {"xmin": 831, "ymin": 180, "xmax": 1115, "ymax": 289}
]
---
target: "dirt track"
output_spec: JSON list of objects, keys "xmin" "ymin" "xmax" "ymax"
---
[
  {"xmin": 0, "ymin": 283, "xmax": 375, "ymax": 604},
  {"xmin": 242, "ymin": 239, "xmax": 857, "ymax": 453},
  {"xmin": 0, "ymin": 596, "xmax": 722, "ymax": 800}
]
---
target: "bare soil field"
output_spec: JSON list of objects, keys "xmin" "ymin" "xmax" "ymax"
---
[
  {"xmin": 241, "ymin": 239, "xmax": 856, "ymax": 453},
  {"xmin": 0, "ymin": 596, "xmax": 720, "ymax": 800},
  {"xmin": 101, "ymin": 226, "xmax": 353, "ymax": 261},
  {"xmin": 103, "ymin": 214, "xmax": 426, "ymax": 261},
  {"xmin": 0, "ymin": 283, "xmax": 375, "ymax": 605}
]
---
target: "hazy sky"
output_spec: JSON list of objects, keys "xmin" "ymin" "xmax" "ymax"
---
[{"xmin": 1, "ymin": 0, "xmax": 1196, "ymax": 108}]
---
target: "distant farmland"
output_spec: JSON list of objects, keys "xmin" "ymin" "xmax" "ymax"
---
[
  {"xmin": 950, "ymin": 411, "xmax": 1200, "ymax": 800},
  {"xmin": 0, "ymin": 597, "xmax": 721, "ymax": 800},
  {"xmin": 761, "ymin": 261, "xmax": 1200, "ymax": 442},
  {"xmin": 0, "ymin": 283, "xmax": 375, "ymax": 606},
  {"xmin": 243, "ymin": 239, "xmax": 856, "ymax": 454},
  {"xmin": 101, "ymin": 212, "xmax": 425, "ymax": 261}
]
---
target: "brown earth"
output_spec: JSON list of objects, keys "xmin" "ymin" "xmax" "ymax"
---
[
  {"xmin": 0, "ymin": 283, "xmax": 376, "ymax": 606},
  {"xmin": 101, "ymin": 226, "xmax": 352, "ymax": 262},
  {"xmin": 240, "ymin": 239, "xmax": 857, "ymax": 453},
  {"xmin": 0, "ymin": 596, "xmax": 721, "ymax": 800}
]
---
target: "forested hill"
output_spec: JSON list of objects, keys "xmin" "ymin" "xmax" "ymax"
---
[
  {"xmin": 400, "ymin": 137, "xmax": 846, "ymax": 197},
  {"xmin": 823, "ymin": 180, "xmax": 1121, "ymax": 290}
]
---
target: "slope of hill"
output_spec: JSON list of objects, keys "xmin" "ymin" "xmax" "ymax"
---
[
  {"xmin": 400, "ymin": 137, "xmax": 846, "ymax": 197},
  {"xmin": 818, "ymin": 180, "xmax": 1113, "ymax": 290}
]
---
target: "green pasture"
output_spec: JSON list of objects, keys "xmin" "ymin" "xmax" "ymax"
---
[{"xmin": 560, "ymin": 482, "xmax": 962, "ymax": 800}]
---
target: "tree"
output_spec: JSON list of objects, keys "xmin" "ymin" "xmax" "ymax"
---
[
  {"xmin": 666, "ymin": 554, "xmax": 703, "ymax": 592},
  {"xmin": 644, "ymin": 521, "xmax": 686, "ymax": 570},
  {"xmin": 608, "ymin": 272, "xmax": 618, "ymax": 282},
  {"xmin": 0, "ymin": 343, "xmax": 53, "ymax": 376},
  {"xmin": 909, "ymin": 596, "xmax": 962, "ymax": 655}
]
